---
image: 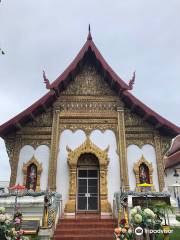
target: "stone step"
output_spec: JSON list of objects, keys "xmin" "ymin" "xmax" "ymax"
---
[
  {"xmin": 54, "ymin": 234, "xmax": 113, "ymax": 240},
  {"xmin": 54, "ymin": 228, "xmax": 114, "ymax": 235},
  {"xmin": 53, "ymin": 217, "xmax": 115, "ymax": 240},
  {"xmin": 56, "ymin": 222, "xmax": 115, "ymax": 229},
  {"xmin": 59, "ymin": 218, "xmax": 114, "ymax": 223}
]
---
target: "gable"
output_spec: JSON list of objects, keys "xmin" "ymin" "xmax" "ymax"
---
[
  {"xmin": 0, "ymin": 34, "xmax": 179, "ymax": 137},
  {"xmin": 61, "ymin": 63, "xmax": 116, "ymax": 96}
]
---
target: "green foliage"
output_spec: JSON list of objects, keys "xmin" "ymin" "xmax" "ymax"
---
[
  {"xmin": 156, "ymin": 227, "xmax": 180, "ymax": 240},
  {"xmin": 149, "ymin": 200, "xmax": 174, "ymax": 225},
  {"xmin": 26, "ymin": 235, "xmax": 40, "ymax": 240},
  {"xmin": 176, "ymin": 215, "xmax": 180, "ymax": 222}
]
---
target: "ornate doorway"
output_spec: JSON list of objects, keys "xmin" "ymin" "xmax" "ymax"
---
[
  {"xmin": 65, "ymin": 137, "xmax": 111, "ymax": 214},
  {"xmin": 77, "ymin": 153, "xmax": 99, "ymax": 212}
]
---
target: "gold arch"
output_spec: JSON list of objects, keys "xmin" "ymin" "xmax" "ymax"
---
[
  {"xmin": 133, "ymin": 155, "xmax": 155, "ymax": 192},
  {"xmin": 23, "ymin": 157, "xmax": 42, "ymax": 192},
  {"xmin": 65, "ymin": 137, "xmax": 111, "ymax": 213}
]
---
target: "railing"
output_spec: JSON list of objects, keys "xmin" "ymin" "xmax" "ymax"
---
[{"xmin": 47, "ymin": 192, "xmax": 62, "ymax": 229}]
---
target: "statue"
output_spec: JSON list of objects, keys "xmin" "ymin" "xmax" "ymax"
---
[
  {"xmin": 139, "ymin": 164, "xmax": 149, "ymax": 184},
  {"xmin": 28, "ymin": 164, "xmax": 37, "ymax": 191},
  {"xmin": 42, "ymin": 190, "xmax": 52, "ymax": 228}
]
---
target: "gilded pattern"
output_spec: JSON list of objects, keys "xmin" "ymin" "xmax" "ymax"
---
[
  {"xmin": 61, "ymin": 64, "xmax": 116, "ymax": 96},
  {"xmin": 22, "ymin": 157, "xmax": 42, "ymax": 191},
  {"xmin": 154, "ymin": 134, "xmax": 165, "ymax": 191},
  {"xmin": 117, "ymin": 107, "xmax": 129, "ymax": 191},
  {"xmin": 8, "ymin": 137, "xmax": 22, "ymax": 187},
  {"xmin": 65, "ymin": 137, "xmax": 111, "ymax": 213},
  {"xmin": 48, "ymin": 110, "xmax": 60, "ymax": 191},
  {"xmin": 133, "ymin": 155, "xmax": 155, "ymax": 192}
]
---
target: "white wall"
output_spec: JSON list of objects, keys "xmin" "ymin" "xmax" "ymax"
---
[
  {"xmin": 0, "ymin": 138, "xmax": 11, "ymax": 181},
  {"xmin": 127, "ymin": 144, "xmax": 159, "ymax": 191},
  {"xmin": 56, "ymin": 130, "xmax": 86, "ymax": 210},
  {"xmin": 90, "ymin": 130, "xmax": 121, "ymax": 208},
  {"xmin": 16, "ymin": 145, "xmax": 50, "ymax": 190},
  {"xmin": 165, "ymin": 164, "xmax": 180, "ymax": 198},
  {"xmin": 56, "ymin": 129, "xmax": 120, "ymax": 211}
]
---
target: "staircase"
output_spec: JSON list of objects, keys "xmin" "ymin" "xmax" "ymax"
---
[{"xmin": 53, "ymin": 216, "xmax": 116, "ymax": 240}]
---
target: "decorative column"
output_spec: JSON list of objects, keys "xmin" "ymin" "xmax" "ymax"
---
[
  {"xmin": 100, "ymin": 166, "xmax": 111, "ymax": 212},
  {"xmin": 117, "ymin": 107, "xmax": 129, "ymax": 191},
  {"xmin": 6, "ymin": 137, "xmax": 22, "ymax": 187},
  {"xmin": 154, "ymin": 134, "xmax": 164, "ymax": 191},
  {"xmin": 65, "ymin": 166, "xmax": 77, "ymax": 213},
  {"xmin": 48, "ymin": 110, "xmax": 60, "ymax": 191}
]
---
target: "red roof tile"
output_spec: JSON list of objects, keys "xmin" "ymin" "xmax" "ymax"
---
[
  {"xmin": 167, "ymin": 135, "xmax": 180, "ymax": 156},
  {"xmin": 165, "ymin": 151, "xmax": 180, "ymax": 169}
]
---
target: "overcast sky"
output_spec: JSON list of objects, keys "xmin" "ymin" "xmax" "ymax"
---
[{"xmin": 0, "ymin": 0, "xmax": 180, "ymax": 181}]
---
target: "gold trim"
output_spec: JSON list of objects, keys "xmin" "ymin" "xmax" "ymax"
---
[
  {"xmin": 23, "ymin": 157, "xmax": 42, "ymax": 191},
  {"xmin": 133, "ymin": 155, "xmax": 155, "ymax": 192},
  {"xmin": 65, "ymin": 137, "xmax": 111, "ymax": 213},
  {"xmin": 48, "ymin": 110, "xmax": 60, "ymax": 190},
  {"xmin": 154, "ymin": 134, "xmax": 164, "ymax": 191},
  {"xmin": 117, "ymin": 108, "xmax": 129, "ymax": 191},
  {"xmin": 9, "ymin": 137, "xmax": 22, "ymax": 187}
]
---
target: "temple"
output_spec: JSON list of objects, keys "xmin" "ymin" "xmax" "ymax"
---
[{"xmin": 0, "ymin": 28, "xmax": 179, "ymax": 218}]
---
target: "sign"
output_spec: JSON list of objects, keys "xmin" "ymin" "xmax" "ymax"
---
[
  {"xmin": 21, "ymin": 220, "xmax": 40, "ymax": 234},
  {"xmin": 132, "ymin": 196, "xmax": 170, "ymax": 207}
]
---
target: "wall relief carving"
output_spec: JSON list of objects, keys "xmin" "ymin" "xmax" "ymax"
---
[
  {"xmin": 61, "ymin": 64, "xmax": 116, "ymax": 96},
  {"xmin": 25, "ymin": 110, "xmax": 53, "ymax": 127}
]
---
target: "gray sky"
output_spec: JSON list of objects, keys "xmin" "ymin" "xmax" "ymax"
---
[{"xmin": 0, "ymin": 0, "xmax": 180, "ymax": 181}]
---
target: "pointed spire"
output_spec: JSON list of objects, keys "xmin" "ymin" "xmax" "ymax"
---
[{"xmin": 87, "ymin": 24, "xmax": 92, "ymax": 41}]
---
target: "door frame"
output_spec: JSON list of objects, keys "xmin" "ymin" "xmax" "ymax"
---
[
  {"xmin": 76, "ymin": 167, "xmax": 100, "ymax": 213},
  {"xmin": 65, "ymin": 137, "xmax": 111, "ymax": 214}
]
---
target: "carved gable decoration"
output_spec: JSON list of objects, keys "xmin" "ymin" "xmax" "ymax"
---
[
  {"xmin": 61, "ymin": 64, "xmax": 116, "ymax": 96},
  {"xmin": 66, "ymin": 137, "xmax": 109, "ymax": 168},
  {"xmin": 124, "ymin": 110, "xmax": 153, "ymax": 128},
  {"xmin": 25, "ymin": 110, "xmax": 53, "ymax": 127}
]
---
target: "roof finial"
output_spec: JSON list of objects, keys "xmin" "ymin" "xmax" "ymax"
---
[
  {"xmin": 87, "ymin": 24, "xmax": 92, "ymax": 41},
  {"xmin": 43, "ymin": 70, "xmax": 51, "ymax": 89},
  {"xmin": 128, "ymin": 71, "xmax": 136, "ymax": 90}
]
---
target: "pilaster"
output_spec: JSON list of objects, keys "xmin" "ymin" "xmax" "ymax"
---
[
  {"xmin": 117, "ymin": 107, "xmax": 129, "ymax": 191},
  {"xmin": 9, "ymin": 137, "xmax": 22, "ymax": 187},
  {"xmin": 48, "ymin": 110, "xmax": 60, "ymax": 191},
  {"xmin": 154, "ymin": 134, "xmax": 164, "ymax": 191}
]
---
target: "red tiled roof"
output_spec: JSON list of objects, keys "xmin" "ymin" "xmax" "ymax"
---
[
  {"xmin": 167, "ymin": 135, "xmax": 180, "ymax": 156},
  {"xmin": 165, "ymin": 135, "xmax": 180, "ymax": 169},
  {"xmin": 165, "ymin": 151, "xmax": 180, "ymax": 169},
  {"xmin": 0, "ymin": 34, "xmax": 179, "ymax": 137}
]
